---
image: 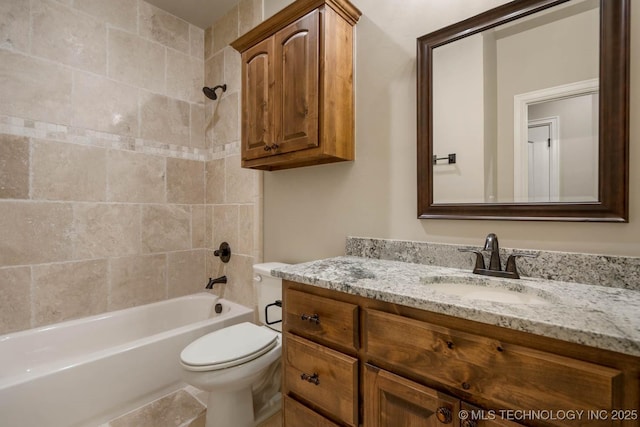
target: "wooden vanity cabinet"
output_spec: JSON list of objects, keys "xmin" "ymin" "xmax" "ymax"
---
[
  {"xmin": 230, "ymin": 0, "xmax": 361, "ymax": 171},
  {"xmin": 282, "ymin": 280, "xmax": 640, "ymax": 427}
]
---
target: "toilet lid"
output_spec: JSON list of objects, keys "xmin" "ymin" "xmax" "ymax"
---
[{"xmin": 180, "ymin": 322, "xmax": 278, "ymax": 371}]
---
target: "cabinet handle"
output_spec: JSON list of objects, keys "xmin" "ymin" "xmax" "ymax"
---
[
  {"xmin": 263, "ymin": 143, "xmax": 279, "ymax": 152},
  {"xmin": 461, "ymin": 420, "xmax": 477, "ymax": 427},
  {"xmin": 436, "ymin": 407, "xmax": 453, "ymax": 424},
  {"xmin": 301, "ymin": 313, "xmax": 320, "ymax": 324},
  {"xmin": 300, "ymin": 372, "xmax": 320, "ymax": 385}
]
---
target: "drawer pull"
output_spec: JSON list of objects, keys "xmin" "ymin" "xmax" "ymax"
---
[
  {"xmin": 436, "ymin": 407, "xmax": 452, "ymax": 424},
  {"xmin": 461, "ymin": 420, "xmax": 477, "ymax": 427},
  {"xmin": 300, "ymin": 372, "xmax": 320, "ymax": 385},
  {"xmin": 301, "ymin": 313, "xmax": 320, "ymax": 324}
]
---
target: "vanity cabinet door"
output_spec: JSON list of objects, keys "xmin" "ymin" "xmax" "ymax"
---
[{"xmin": 364, "ymin": 363, "xmax": 460, "ymax": 427}]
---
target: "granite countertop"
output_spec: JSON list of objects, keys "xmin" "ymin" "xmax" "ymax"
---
[{"xmin": 273, "ymin": 256, "xmax": 640, "ymax": 357}]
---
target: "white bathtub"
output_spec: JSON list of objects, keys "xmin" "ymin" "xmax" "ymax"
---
[{"xmin": 0, "ymin": 293, "xmax": 253, "ymax": 427}]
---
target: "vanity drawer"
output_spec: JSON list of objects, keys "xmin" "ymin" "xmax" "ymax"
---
[
  {"xmin": 364, "ymin": 309, "xmax": 623, "ymax": 418},
  {"xmin": 284, "ymin": 333, "xmax": 358, "ymax": 427},
  {"xmin": 284, "ymin": 395, "xmax": 340, "ymax": 427},
  {"xmin": 285, "ymin": 288, "xmax": 359, "ymax": 353}
]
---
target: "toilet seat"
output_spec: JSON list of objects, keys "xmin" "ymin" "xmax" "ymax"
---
[{"xmin": 180, "ymin": 322, "xmax": 279, "ymax": 372}]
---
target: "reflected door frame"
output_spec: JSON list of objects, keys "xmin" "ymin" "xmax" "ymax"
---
[{"xmin": 513, "ymin": 78, "xmax": 598, "ymax": 202}]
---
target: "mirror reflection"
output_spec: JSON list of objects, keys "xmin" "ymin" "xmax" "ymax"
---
[{"xmin": 431, "ymin": 0, "xmax": 599, "ymax": 204}]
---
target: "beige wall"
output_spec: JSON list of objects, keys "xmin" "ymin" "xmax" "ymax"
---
[
  {"xmin": 264, "ymin": 0, "xmax": 640, "ymax": 263},
  {"xmin": 0, "ymin": 0, "xmax": 263, "ymax": 335}
]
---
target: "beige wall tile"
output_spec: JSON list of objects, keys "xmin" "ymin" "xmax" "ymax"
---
[
  {"xmin": 109, "ymin": 254, "xmax": 166, "ymax": 310},
  {"xmin": 167, "ymin": 158, "xmax": 204, "ymax": 204},
  {"xmin": 190, "ymin": 104, "xmax": 207, "ymax": 149},
  {"xmin": 140, "ymin": 91, "xmax": 190, "ymax": 145},
  {"xmin": 168, "ymin": 250, "xmax": 206, "ymax": 297},
  {"xmin": 192, "ymin": 205, "xmax": 206, "ymax": 248},
  {"xmin": 224, "ymin": 254, "xmax": 255, "ymax": 309},
  {"xmin": 0, "ymin": 267, "xmax": 31, "ymax": 334},
  {"xmin": 141, "ymin": 204, "xmax": 191, "ymax": 253},
  {"xmin": 204, "ymin": 52, "xmax": 224, "ymax": 90},
  {"xmin": 139, "ymin": 1, "xmax": 189, "ymax": 52},
  {"xmin": 107, "ymin": 149, "xmax": 165, "ymax": 203},
  {"xmin": 237, "ymin": 204, "xmax": 254, "ymax": 256},
  {"xmin": 204, "ymin": 26, "xmax": 213, "ymax": 60},
  {"xmin": 108, "ymin": 28, "xmax": 165, "ymax": 93},
  {"xmin": 205, "ymin": 205, "xmax": 214, "ymax": 249},
  {"xmin": 0, "ymin": 0, "xmax": 30, "ymax": 52},
  {"xmin": 72, "ymin": 71, "xmax": 139, "ymax": 136},
  {"xmin": 213, "ymin": 6, "xmax": 238, "ymax": 53},
  {"xmin": 212, "ymin": 93, "xmax": 239, "ymax": 145},
  {"xmin": 190, "ymin": 25, "xmax": 204, "ymax": 59},
  {"xmin": 31, "ymin": 0, "xmax": 106, "ymax": 74},
  {"xmin": 0, "ymin": 134, "xmax": 29, "ymax": 199},
  {"xmin": 205, "ymin": 159, "xmax": 225, "ymax": 204},
  {"xmin": 212, "ymin": 205, "xmax": 238, "ymax": 247},
  {"xmin": 73, "ymin": 0, "xmax": 137, "ymax": 32},
  {"xmin": 226, "ymin": 154, "xmax": 259, "ymax": 203},
  {"xmin": 239, "ymin": 0, "xmax": 263, "ymax": 37},
  {"xmin": 0, "ymin": 201, "xmax": 74, "ymax": 266},
  {"xmin": 166, "ymin": 50, "xmax": 204, "ymax": 104},
  {"xmin": 32, "ymin": 259, "xmax": 108, "ymax": 326},
  {"xmin": 224, "ymin": 47, "xmax": 241, "ymax": 95},
  {"xmin": 0, "ymin": 50, "xmax": 72, "ymax": 124},
  {"xmin": 32, "ymin": 139, "xmax": 107, "ymax": 201},
  {"xmin": 73, "ymin": 203, "xmax": 140, "ymax": 259}
]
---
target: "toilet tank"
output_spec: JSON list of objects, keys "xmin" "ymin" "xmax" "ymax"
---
[{"xmin": 254, "ymin": 263, "xmax": 289, "ymax": 332}]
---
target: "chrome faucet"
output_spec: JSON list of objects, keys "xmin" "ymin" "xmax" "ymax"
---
[{"xmin": 459, "ymin": 233, "xmax": 536, "ymax": 279}]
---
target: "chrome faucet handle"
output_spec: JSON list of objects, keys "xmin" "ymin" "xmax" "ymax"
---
[
  {"xmin": 504, "ymin": 253, "xmax": 537, "ymax": 278},
  {"xmin": 458, "ymin": 248, "xmax": 485, "ymax": 273}
]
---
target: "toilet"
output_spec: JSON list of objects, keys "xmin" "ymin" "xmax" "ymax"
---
[{"xmin": 180, "ymin": 263, "xmax": 288, "ymax": 427}]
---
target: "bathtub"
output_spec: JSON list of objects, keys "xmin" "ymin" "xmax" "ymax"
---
[{"xmin": 0, "ymin": 293, "xmax": 253, "ymax": 427}]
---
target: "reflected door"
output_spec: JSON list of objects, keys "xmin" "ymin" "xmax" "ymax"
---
[{"xmin": 527, "ymin": 119, "xmax": 559, "ymax": 202}]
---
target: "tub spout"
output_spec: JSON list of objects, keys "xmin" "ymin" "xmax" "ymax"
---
[{"xmin": 206, "ymin": 275, "xmax": 227, "ymax": 289}]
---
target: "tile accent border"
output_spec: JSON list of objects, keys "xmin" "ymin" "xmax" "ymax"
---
[
  {"xmin": 345, "ymin": 237, "xmax": 640, "ymax": 291},
  {"xmin": 0, "ymin": 114, "xmax": 239, "ymax": 161}
]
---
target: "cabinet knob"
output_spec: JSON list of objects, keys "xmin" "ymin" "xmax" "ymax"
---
[
  {"xmin": 300, "ymin": 372, "xmax": 320, "ymax": 385},
  {"xmin": 461, "ymin": 419, "xmax": 477, "ymax": 427},
  {"xmin": 301, "ymin": 313, "xmax": 320, "ymax": 324},
  {"xmin": 436, "ymin": 407, "xmax": 453, "ymax": 424}
]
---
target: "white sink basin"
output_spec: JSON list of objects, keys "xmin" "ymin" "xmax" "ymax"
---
[{"xmin": 422, "ymin": 276, "xmax": 551, "ymax": 305}]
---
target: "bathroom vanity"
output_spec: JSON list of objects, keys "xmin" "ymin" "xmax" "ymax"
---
[{"xmin": 275, "ymin": 257, "xmax": 640, "ymax": 427}]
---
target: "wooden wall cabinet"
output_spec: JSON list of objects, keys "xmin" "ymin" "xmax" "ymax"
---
[
  {"xmin": 230, "ymin": 0, "xmax": 361, "ymax": 171},
  {"xmin": 282, "ymin": 280, "xmax": 640, "ymax": 427}
]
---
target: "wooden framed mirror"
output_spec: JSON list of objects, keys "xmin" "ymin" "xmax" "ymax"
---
[{"xmin": 417, "ymin": 0, "xmax": 629, "ymax": 221}]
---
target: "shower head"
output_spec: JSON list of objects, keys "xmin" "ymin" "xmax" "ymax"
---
[{"xmin": 203, "ymin": 84, "xmax": 227, "ymax": 100}]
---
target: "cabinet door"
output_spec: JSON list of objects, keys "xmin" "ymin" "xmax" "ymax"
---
[
  {"xmin": 273, "ymin": 10, "xmax": 319, "ymax": 154},
  {"xmin": 241, "ymin": 37, "xmax": 275, "ymax": 160},
  {"xmin": 364, "ymin": 364, "xmax": 460, "ymax": 427}
]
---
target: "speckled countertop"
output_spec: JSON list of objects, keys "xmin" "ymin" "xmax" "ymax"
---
[{"xmin": 273, "ymin": 256, "xmax": 640, "ymax": 357}]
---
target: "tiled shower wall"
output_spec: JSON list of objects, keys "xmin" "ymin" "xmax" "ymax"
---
[{"xmin": 0, "ymin": 0, "xmax": 264, "ymax": 335}]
